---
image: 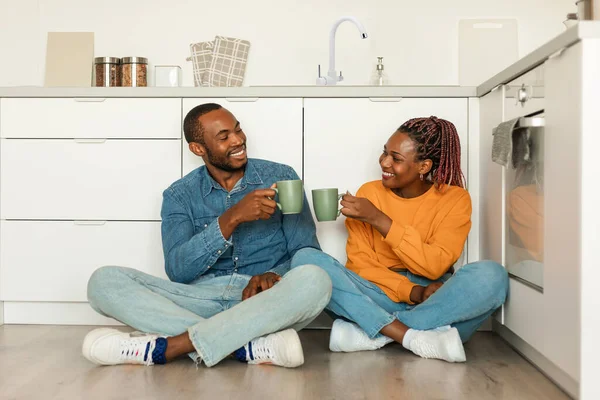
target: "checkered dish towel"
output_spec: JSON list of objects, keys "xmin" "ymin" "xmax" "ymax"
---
[
  {"xmin": 188, "ymin": 41, "xmax": 213, "ymax": 87},
  {"xmin": 187, "ymin": 36, "xmax": 251, "ymax": 87}
]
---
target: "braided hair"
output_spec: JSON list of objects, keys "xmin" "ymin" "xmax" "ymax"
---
[{"xmin": 399, "ymin": 116, "xmax": 465, "ymax": 189}]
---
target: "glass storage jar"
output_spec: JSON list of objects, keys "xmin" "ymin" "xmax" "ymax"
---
[
  {"xmin": 94, "ymin": 57, "xmax": 121, "ymax": 87},
  {"xmin": 121, "ymin": 57, "xmax": 148, "ymax": 87}
]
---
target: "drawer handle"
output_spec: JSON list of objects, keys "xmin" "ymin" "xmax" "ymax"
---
[
  {"xmin": 368, "ymin": 98, "xmax": 402, "ymax": 102},
  {"xmin": 74, "ymin": 139, "xmax": 107, "ymax": 144},
  {"xmin": 225, "ymin": 98, "xmax": 259, "ymax": 102},
  {"xmin": 74, "ymin": 98, "xmax": 107, "ymax": 102},
  {"xmin": 74, "ymin": 220, "xmax": 107, "ymax": 226}
]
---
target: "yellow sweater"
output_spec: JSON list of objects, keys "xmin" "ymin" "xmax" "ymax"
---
[{"xmin": 345, "ymin": 181, "xmax": 472, "ymax": 304}]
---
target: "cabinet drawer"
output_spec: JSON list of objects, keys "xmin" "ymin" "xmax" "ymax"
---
[
  {"xmin": 0, "ymin": 221, "xmax": 166, "ymax": 301},
  {"xmin": 0, "ymin": 98, "xmax": 181, "ymax": 139},
  {"xmin": 0, "ymin": 139, "xmax": 181, "ymax": 220}
]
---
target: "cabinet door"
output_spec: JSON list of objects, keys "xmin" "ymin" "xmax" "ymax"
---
[
  {"xmin": 0, "ymin": 221, "xmax": 166, "ymax": 301},
  {"xmin": 1, "ymin": 139, "xmax": 181, "ymax": 220},
  {"xmin": 478, "ymin": 88, "xmax": 505, "ymax": 326},
  {"xmin": 181, "ymin": 98, "xmax": 303, "ymax": 178},
  {"xmin": 479, "ymin": 89, "xmax": 505, "ymax": 266},
  {"xmin": 304, "ymin": 98, "xmax": 468, "ymax": 265},
  {"xmin": 0, "ymin": 98, "xmax": 181, "ymax": 139},
  {"xmin": 579, "ymin": 36, "xmax": 600, "ymax": 400}
]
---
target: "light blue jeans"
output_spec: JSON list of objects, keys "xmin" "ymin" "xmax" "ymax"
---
[
  {"xmin": 87, "ymin": 263, "xmax": 332, "ymax": 367},
  {"xmin": 291, "ymin": 248, "xmax": 508, "ymax": 342}
]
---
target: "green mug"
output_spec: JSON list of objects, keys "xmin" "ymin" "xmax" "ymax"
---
[
  {"xmin": 312, "ymin": 188, "xmax": 344, "ymax": 221},
  {"xmin": 274, "ymin": 180, "xmax": 304, "ymax": 214}
]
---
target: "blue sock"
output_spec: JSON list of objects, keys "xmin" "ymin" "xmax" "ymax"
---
[
  {"xmin": 233, "ymin": 342, "xmax": 253, "ymax": 362},
  {"xmin": 151, "ymin": 337, "xmax": 168, "ymax": 365}
]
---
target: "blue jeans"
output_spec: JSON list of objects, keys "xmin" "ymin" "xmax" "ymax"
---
[
  {"xmin": 291, "ymin": 248, "xmax": 508, "ymax": 342},
  {"xmin": 87, "ymin": 263, "xmax": 332, "ymax": 367}
]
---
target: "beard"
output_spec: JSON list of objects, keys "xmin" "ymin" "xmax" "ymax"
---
[{"xmin": 205, "ymin": 146, "xmax": 247, "ymax": 172}]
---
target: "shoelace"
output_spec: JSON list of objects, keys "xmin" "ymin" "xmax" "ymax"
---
[
  {"xmin": 119, "ymin": 337, "xmax": 154, "ymax": 365},
  {"xmin": 250, "ymin": 338, "xmax": 274, "ymax": 362}
]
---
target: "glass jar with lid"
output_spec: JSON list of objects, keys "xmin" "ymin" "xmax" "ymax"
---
[
  {"xmin": 121, "ymin": 57, "xmax": 148, "ymax": 87},
  {"xmin": 94, "ymin": 57, "xmax": 121, "ymax": 87}
]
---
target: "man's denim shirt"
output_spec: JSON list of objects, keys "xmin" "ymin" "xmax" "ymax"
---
[{"xmin": 161, "ymin": 158, "xmax": 321, "ymax": 283}]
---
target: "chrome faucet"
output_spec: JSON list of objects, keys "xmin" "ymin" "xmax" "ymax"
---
[{"xmin": 316, "ymin": 16, "xmax": 368, "ymax": 86}]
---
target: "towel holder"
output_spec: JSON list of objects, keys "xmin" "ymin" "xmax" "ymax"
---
[{"xmin": 517, "ymin": 116, "xmax": 545, "ymax": 128}]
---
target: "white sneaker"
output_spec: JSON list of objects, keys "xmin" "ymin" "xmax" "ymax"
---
[
  {"xmin": 237, "ymin": 329, "xmax": 304, "ymax": 368},
  {"xmin": 403, "ymin": 326, "xmax": 466, "ymax": 363},
  {"xmin": 82, "ymin": 328, "xmax": 159, "ymax": 366},
  {"xmin": 329, "ymin": 319, "xmax": 393, "ymax": 352}
]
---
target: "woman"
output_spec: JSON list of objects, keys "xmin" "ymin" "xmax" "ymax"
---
[{"xmin": 293, "ymin": 116, "xmax": 508, "ymax": 363}]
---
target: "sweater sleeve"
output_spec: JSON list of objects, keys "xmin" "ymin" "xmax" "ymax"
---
[
  {"xmin": 345, "ymin": 186, "xmax": 418, "ymax": 303},
  {"xmin": 383, "ymin": 191, "xmax": 472, "ymax": 280}
]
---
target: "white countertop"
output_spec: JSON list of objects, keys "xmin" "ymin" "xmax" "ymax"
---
[
  {"xmin": 2, "ymin": 22, "xmax": 600, "ymax": 99},
  {"xmin": 477, "ymin": 21, "xmax": 600, "ymax": 96},
  {"xmin": 0, "ymin": 85, "xmax": 476, "ymax": 98}
]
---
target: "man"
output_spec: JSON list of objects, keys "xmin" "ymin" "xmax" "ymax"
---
[{"xmin": 82, "ymin": 103, "xmax": 332, "ymax": 368}]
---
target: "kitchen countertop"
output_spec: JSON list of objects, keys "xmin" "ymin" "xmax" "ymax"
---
[
  {"xmin": 477, "ymin": 21, "xmax": 600, "ymax": 96},
  {"xmin": 1, "ymin": 22, "xmax": 599, "ymax": 99},
  {"xmin": 0, "ymin": 85, "xmax": 476, "ymax": 98}
]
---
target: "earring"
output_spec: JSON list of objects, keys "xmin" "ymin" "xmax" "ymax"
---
[{"xmin": 420, "ymin": 174, "xmax": 424, "ymax": 181}]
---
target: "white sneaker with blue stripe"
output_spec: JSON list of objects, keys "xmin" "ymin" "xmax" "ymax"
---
[
  {"xmin": 234, "ymin": 329, "xmax": 304, "ymax": 368},
  {"xmin": 82, "ymin": 328, "xmax": 159, "ymax": 366}
]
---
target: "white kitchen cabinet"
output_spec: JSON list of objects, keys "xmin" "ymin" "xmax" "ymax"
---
[
  {"xmin": 0, "ymin": 220, "xmax": 166, "ymax": 302},
  {"xmin": 472, "ymin": 89, "xmax": 507, "ymax": 332},
  {"xmin": 0, "ymin": 98, "xmax": 181, "ymax": 139},
  {"xmin": 182, "ymin": 98, "xmax": 303, "ymax": 178},
  {"xmin": 579, "ymin": 36, "xmax": 600, "ymax": 400},
  {"xmin": 1, "ymin": 139, "xmax": 181, "ymax": 220},
  {"xmin": 303, "ymin": 98, "xmax": 468, "ymax": 265}
]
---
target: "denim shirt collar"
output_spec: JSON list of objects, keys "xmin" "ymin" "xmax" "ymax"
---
[{"xmin": 200, "ymin": 159, "xmax": 264, "ymax": 198}]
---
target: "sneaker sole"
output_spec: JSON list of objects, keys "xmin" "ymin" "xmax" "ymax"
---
[{"xmin": 82, "ymin": 328, "xmax": 122, "ymax": 365}]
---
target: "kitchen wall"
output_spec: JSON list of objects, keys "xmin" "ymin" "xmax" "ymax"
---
[{"xmin": 0, "ymin": 0, "xmax": 574, "ymax": 87}]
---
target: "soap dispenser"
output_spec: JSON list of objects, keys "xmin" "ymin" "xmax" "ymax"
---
[{"xmin": 371, "ymin": 57, "xmax": 388, "ymax": 86}]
